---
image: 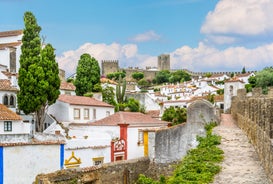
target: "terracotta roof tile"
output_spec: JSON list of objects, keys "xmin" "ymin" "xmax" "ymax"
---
[
  {"xmin": 100, "ymin": 77, "xmax": 117, "ymax": 85},
  {"xmin": 0, "ymin": 104, "xmax": 21, "ymax": 120},
  {"xmin": 88, "ymin": 111, "xmax": 168, "ymax": 127},
  {"xmin": 145, "ymin": 110, "xmax": 160, "ymax": 118},
  {"xmin": 0, "ymin": 30, "xmax": 23, "ymax": 38},
  {"xmin": 60, "ymin": 81, "xmax": 76, "ymax": 91},
  {"xmin": 0, "ymin": 79, "xmax": 18, "ymax": 91},
  {"xmin": 58, "ymin": 94, "xmax": 113, "ymax": 107},
  {"xmin": 236, "ymin": 72, "xmax": 254, "ymax": 77}
]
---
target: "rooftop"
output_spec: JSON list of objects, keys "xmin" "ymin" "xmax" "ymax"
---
[
  {"xmin": 58, "ymin": 94, "xmax": 113, "ymax": 107},
  {"xmin": 0, "ymin": 104, "xmax": 21, "ymax": 120}
]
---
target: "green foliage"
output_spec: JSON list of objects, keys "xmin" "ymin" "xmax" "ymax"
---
[
  {"xmin": 136, "ymin": 122, "xmax": 223, "ymax": 184},
  {"xmin": 255, "ymin": 67, "xmax": 273, "ymax": 94},
  {"xmin": 83, "ymin": 92, "xmax": 93, "ymax": 97},
  {"xmin": 245, "ymin": 75, "xmax": 256, "ymax": 92},
  {"xmin": 216, "ymin": 89, "xmax": 224, "ymax": 95},
  {"xmin": 242, "ymin": 66, "xmax": 246, "ymax": 74},
  {"xmin": 162, "ymin": 106, "xmax": 187, "ymax": 126},
  {"xmin": 126, "ymin": 98, "xmax": 140, "ymax": 112},
  {"xmin": 116, "ymin": 75, "xmax": 126, "ymax": 104},
  {"xmin": 74, "ymin": 53, "xmax": 101, "ymax": 96},
  {"xmin": 66, "ymin": 78, "xmax": 74, "ymax": 83},
  {"xmin": 169, "ymin": 70, "xmax": 191, "ymax": 83},
  {"xmin": 215, "ymin": 80, "xmax": 225, "ymax": 85},
  {"xmin": 206, "ymin": 93, "xmax": 215, "ymax": 104},
  {"xmin": 107, "ymin": 71, "xmax": 126, "ymax": 81},
  {"xmin": 93, "ymin": 83, "xmax": 102, "ymax": 92},
  {"xmin": 205, "ymin": 72, "xmax": 212, "ymax": 78},
  {"xmin": 132, "ymin": 72, "xmax": 144, "ymax": 81},
  {"xmin": 18, "ymin": 12, "xmax": 60, "ymax": 132},
  {"xmin": 138, "ymin": 79, "xmax": 150, "ymax": 88},
  {"xmin": 102, "ymin": 86, "xmax": 117, "ymax": 106},
  {"xmin": 155, "ymin": 70, "xmax": 171, "ymax": 84},
  {"xmin": 230, "ymin": 72, "xmax": 234, "ymax": 78}
]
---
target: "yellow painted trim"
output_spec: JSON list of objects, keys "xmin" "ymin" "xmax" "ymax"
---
[
  {"xmin": 64, "ymin": 151, "xmax": 81, "ymax": 168},
  {"xmin": 143, "ymin": 131, "xmax": 148, "ymax": 156}
]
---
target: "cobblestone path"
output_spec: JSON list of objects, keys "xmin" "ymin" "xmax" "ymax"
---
[{"xmin": 212, "ymin": 114, "xmax": 272, "ymax": 184}]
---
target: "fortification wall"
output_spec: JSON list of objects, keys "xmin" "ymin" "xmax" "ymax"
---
[
  {"xmin": 101, "ymin": 60, "xmax": 119, "ymax": 76},
  {"xmin": 231, "ymin": 88, "xmax": 273, "ymax": 182},
  {"xmin": 35, "ymin": 157, "xmax": 175, "ymax": 184}
]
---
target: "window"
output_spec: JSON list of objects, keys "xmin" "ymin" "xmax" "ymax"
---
[
  {"xmin": 93, "ymin": 109, "xmax": 96, "ymax": 120},
  {"xmin": 92, "ymin": 157, "xmax": 104, "ymax": 166},
  {"xmin": 74, "ymin": 108, "xmax": 80, "ymax": 120},
  {"xmin": 4, "ymin": 121, "xmax": 12, "ymax": 132},
  {"xmin": 84, "ymin": 108, "xmax": 89, "ymax": 120},
  {"xmin": 106, "ymin": 111, "xmax": 110, "ymax": 117},
  {"xmin": 65, "ymin": 91, "xmax": 71, "ymax": 95},
  {"xmin": 10, "ymin": 95, "xmax": 15, "ymax": 106},
  {"xmin": 138, "ymin": 130, "xmax": 144, "ymax": 145},
  {"xmin": 3, "ymin": 95, "xmax": 8, "ymax": 105}
]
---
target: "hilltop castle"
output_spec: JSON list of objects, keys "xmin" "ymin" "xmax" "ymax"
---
[{"xmin": 101, "ymin": 54, "xmax": 170, "ymax": 81}]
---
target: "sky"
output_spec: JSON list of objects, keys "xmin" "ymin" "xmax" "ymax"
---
[{"xmin": 1, "ymin": 0, "xmax": 273, "ymax": 77}]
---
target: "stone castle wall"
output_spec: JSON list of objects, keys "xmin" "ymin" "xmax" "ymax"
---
[
  {"xmin": 35, "ymin": 157, "xmax": 175, "ymax": 184},
  {"xmin": 231, "ymin": 87, "xmax": 273, "ymax": 182}
]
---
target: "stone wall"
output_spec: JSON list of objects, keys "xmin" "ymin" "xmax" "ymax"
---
[
  {"xmin": 231, "ymin": 87, "xmax": 273, "ymax": 182},
  {"xmin": 35, "ymin": 157, "xmax": 176, "ymax": 184}
]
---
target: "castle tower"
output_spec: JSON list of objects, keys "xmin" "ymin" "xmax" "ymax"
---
[
  {"xmin": 158, "ymin": 54, "xmax": 170, "ymax": 71},
  {"xmin": 101, "ymin": 60, "xmax": 119, "ymax": 76}
]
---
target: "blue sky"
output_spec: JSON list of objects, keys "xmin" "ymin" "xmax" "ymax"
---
[{"xmin": 1, "ymin": 0, "xmax": 273, "ymax": 77}]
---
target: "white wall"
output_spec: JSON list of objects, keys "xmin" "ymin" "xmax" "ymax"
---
[
  {"xmin": 3, "ymin": 144, "xmax": 62, "ymax": 184},
  {"xmin": 48, "ymin": 101, "xmax": 70, "ymax": 122},
  {"xmin": 127, "ymin": 127, "xmax": 144, "ymax": 160},
  {"xmin": 0, "ymin": 120, "xmax": 31, "ymax": 134}
]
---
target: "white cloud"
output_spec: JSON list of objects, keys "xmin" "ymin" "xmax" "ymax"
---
[
  {"xmin": 57, "ymin": 42, "xmax": 152, "ymax": 77},
  {"xmin": 201, "ymin": 0, "xmax": 273, "ymax": 44},
  {"xmin": 129, "ymin": 30, "xmax": 161, "ymax": 42},
  {"xmin": 170, "ymin": 42, "xmax": 273, "ymax": 72},
  {"xmin": 57, "ymin": 41, "xmax": 273, "ymax": 78}
]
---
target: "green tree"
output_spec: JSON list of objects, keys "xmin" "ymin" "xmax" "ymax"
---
[
  {"xmin": 155, "ymin": 70, "xmax": 171, "ymax": 84},
  {"xmin": 205, "ymin": 72, "xmax": 212, "ymax": 78},
  {"xmin": 242, "ymin": 66, "xmax": 246, "ymax": 74},
  {"xmin": 74, "ymin": 53, "xmax": 101, "ymax": 96},
  {"xmin": 245, "ymin": 75, "xmax": 256, "ymax": 92},
  {"xmin": 162, "ymin": 106, "xmax": 187, "ymax": 126},
  {"xmin": 132, "ymin": 71, "xmax": 144, "ymax": 81},
  {"xmin": 107, "ymin": 71, "xmax": 126, "ymax": 81},
  {"xmin": 169, "ymin": 70, "xmax": 191, "ymax": 83},
  {"xmin": 18, "ymin": 12, "xmax": 60, "ymax": 132},
  {"xmin": 102, "ymin": 86, "xmax": 117, "ymax": 107},
  {"xmin": 255, "ymin": 67, "xmax": 273, "ymax": 94},
  {"xmin": 126, "ymin": 98, "xmax": 140, "ymax": 112}
]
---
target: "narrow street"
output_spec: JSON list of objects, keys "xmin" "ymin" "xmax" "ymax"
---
[{"xmin": 212, "ymin": 114, "xmax": 272, "ymax": 184}]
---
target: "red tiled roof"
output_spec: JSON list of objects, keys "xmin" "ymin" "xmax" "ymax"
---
[
  {"xmin": 0, "ymin": 79, "xmax": 18, "ymax": 91},
  {"xmin": 89, "ymin": 111, "xmax": 168, "ymax": 127},
  {"xmin": 0, "ymin": 30, "xmax": 23, "ymax": 38},
  {"xmin": 100, "ymin": 77, "xmax": 117, "ymax": 85},
  {"xmin": 236, "ymin": 72, "xmax": 254, "ymax": 78},
  {"xmin": 58, "ymin": 94, "xmax": 113, "ymax": 107},
  {"xmin": 0, "ymin": 42, "xmax": 22, "ymax": 49},
  {"xmin": 145, "ymin": 110, "xmax": 160, "ymax": 118},
  {"xmin": 60, "ymin": 81, "xmax": 76, "ymax": 91},
  {"xmin": 0, "ymin": 104, "xmax": 21, "ymax": 120},
  {"xmin": 1, "ymin": 71, "xmax": 18, "ymax": 78},
  {"xmin": 0, "ymin": 140, "xmax": 65, "ymax": 147}
]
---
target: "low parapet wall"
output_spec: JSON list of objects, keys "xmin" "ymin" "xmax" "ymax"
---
[{"xmin": 231, "ymin": 87, "xmax": 273, "ymax": 182}]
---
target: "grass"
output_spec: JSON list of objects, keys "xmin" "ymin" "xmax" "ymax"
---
[{"xmin": 136, "ymin": 122, "xmax": 224, "ymax": 184}]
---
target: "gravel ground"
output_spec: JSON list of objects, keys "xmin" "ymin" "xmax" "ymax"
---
[{"xmin": 212, "ymin": 114, "xmax": 272, "ymax": 184}]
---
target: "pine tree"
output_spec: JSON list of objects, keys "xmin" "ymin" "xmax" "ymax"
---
[
  {"xmin": 18, "ymin": 12, "xmax": 60, "ymax": 132},
  {"xmin": 74, "ymin": 53, "xmax": 101, "ymax": 96}
]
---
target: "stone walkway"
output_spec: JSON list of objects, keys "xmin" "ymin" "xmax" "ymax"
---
[{"xmin": 212, "ymin": 114, "xmax": 272, "ymax": 184}]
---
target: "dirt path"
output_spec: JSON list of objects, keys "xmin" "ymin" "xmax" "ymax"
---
[{"xmin": 212, "ymin": 114, "xmax": 272, "ymax": 184}]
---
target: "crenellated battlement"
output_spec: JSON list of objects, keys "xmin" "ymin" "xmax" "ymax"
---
[
  {"xmin": 231, "ymin": 87, "xmax": 273, "ymax": 182},
  {"xmin": 101, "ymin": 60, "xmax": 119, "ymax": 63}
]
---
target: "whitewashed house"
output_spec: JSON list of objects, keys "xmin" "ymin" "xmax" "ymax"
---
[
  {"xmin": 60, "ymin": 81, "xmax": 76, "ymax": 95},
  {"xmin": 0, "ymin": 30, "xmax": 22, "ymax": 73},
  {"xmin": 236, "ymin": 72, "xmax": 255, "ymax": 84},
  {"xmin": 48, "ymin": 94, "xmax": 115, "ymax": 124},
  {"xmin": 0, "ymin": 104, "xmax": 30, "ymax": 135},
  {"xmin": 0, "ymin": 78, "xmax": 18, "ymax": 113}
]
